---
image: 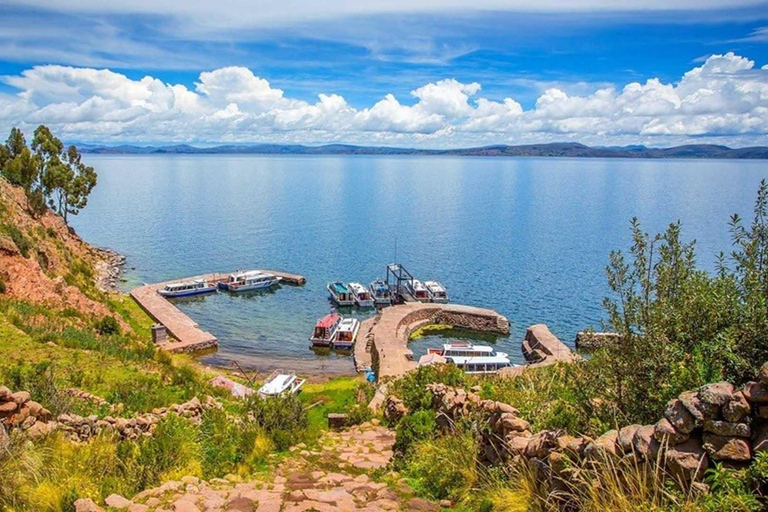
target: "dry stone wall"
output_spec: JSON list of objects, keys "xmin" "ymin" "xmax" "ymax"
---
[{"xmin": 0, "ymin": 386, "xmax": 53, "ymax": 439}]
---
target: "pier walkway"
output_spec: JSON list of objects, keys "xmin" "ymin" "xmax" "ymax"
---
[{"xmin": 130, "ymin": 269, "xmax": 305, "ymax": 353}]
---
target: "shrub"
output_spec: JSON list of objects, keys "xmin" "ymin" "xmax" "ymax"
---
[
  {"xmin": 388, "ymin": 364, "xmax": 467, "ymax": 412},
  {"xmin": 95, "ymin": 316, "xmax": 120, "ymax": 336},
  {"xmin": 243, "ymin": 394, "xmax": 309, "ymax": 451},
  {"xmin": 406, "ymin": 428, "xmax": 478, "ymax": 502},
  {"xmin": 2, "ymin": 223, "xmax": 32, "ymax": 258},
  {"xmin": 393, "ymin": 409, "xmax": 437, "ymax": 458},
  {"xmin": 197, "ymin": 407, "xmax": 265, "ymax": 478}
]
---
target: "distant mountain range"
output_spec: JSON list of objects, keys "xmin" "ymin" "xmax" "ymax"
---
[{"xmin": 78, "ymin": 142, "xmax": 768, "ymax": 159}]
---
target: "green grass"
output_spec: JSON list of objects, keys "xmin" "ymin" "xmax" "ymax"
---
[{"xmin": 297, "ymin": 376, "xmax": 369, "ymax": 439}]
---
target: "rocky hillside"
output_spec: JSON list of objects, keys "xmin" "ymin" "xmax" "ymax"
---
[{"xmin": 0, "ymin": 177, "xmax": 122, "ymax": 320}]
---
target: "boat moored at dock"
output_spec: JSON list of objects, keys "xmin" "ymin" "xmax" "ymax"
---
[
  {"xmin": 369, "ymin": 278, "xmax": 391, "ymax": 305},
  {"xmin": 333, "ymin": 317, "xmax": 361, "ymax": 350},
  {"xmin": 348, "ymin": 282, "xmax": 374, "ymax": 308},
  {"xmin": 310, "ymin": 312, "xmax": 342, "ymax": 347},
  {"xmin": 423, "ymin": 341, "xmax": 513, "ymax": 374},
  {"xmin": 258, "ymin": 371, "xmax": 305, "ymax": 397},
  {"xmin": 327, "ymin": 282, "xmax": 355, "ymax": 306},
  {"xmin": 407, "ymin": 279, "xmax": 431, "ymax": 302},
  {"xmin": 425, "ymin": 281, "xmax": 449, "ymax": 303},
  {"xmin": 227, "ymin": 272, "xmax": 280, "ymax": 292},
  {"xmin": 157, "ymin": 279, "xmax": 217, "ymax": 298}
]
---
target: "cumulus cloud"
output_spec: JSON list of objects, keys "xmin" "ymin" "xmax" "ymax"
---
[{"xmin": 1, "ymin": 52, "xmax": 767, "ymax": 147}]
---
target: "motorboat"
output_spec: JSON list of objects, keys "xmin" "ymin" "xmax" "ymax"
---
[
  {"xmin": 258, "ymin": 370, "xmax": 305, "ymax": 397},
  {"xmin": 310, "ymin": 312, "xmax": 341, "ymax": 347},
  {"xmin": 219, "ymin": 270, "xmax": 262, "ymax": 290},
  {"xmin": 369, "ymin": 278, "xmax": 391, "ymax": 306},
  {"xmin": 424, "ymin": 281, "xmax": 449, "ymax": 303},
  {"xmin": 227, "ymin": 272, "xmax": 280, "ymax": 292},
  {"xmin": 426, "ymin": 341, "xmax": 513, "ymax": 374},
  {"xmin": 327, "ymin": 282, "xmax": 355, "ymax": 306},
  {"xmin": 332, "ymin": 317, "xmax": 360, "ymax": 350},
  {"xmin": 348, "ymin": 282, "xmax": 374, "ymax": 308},
  {"xmin": 407, "ymin": 279, "xmax": 431, "ymax": 302},
  {"xmin": 158, "ymin": 279, "xmax": 217, "ymax": 298}
]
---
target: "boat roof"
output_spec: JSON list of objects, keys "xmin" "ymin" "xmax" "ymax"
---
[
  {"xmin": 425, "ymin": 281, "xmax": 445, "ymax": 291},
  {"xmin": 371, "ymin": 279, "xmax": 388, "ymax": 288},
  {"xmin": 338, "ymin": 318, "xmax": 358, "ymax": 330},
  {"xmin": 444, "ymin": 343, "xmax": 494, "ymax": 353},
  {"xmin": 348, "ymin": 282, "xmax": 366, "ymax": 292},
  {"xmin": 166, "ymin": 279, "xmax": 205, "ymax": 288},
  {"xmin": 411, "ymin": 280, "xmax": 427, "ymax": 290},
  {"xmin": 259, "ymin": 373, "xmax": 297, "ymax": 395},
  {"xmin": 447, "ymin": 354, "xmax": 510, "ymax": 365},
  {"xmin": 316, "ymin": 313, "xmax": 341, "ymax": 328},
  {"xmin": 231, "ymin": 270, "xmax": 262, "ymax": 278},
  {"xmin": 330, "ymin": 282, "xmax": 349, "ymax": 294}
]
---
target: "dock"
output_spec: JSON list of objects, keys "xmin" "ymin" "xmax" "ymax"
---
[{"xmin": 130, "ymin": 269, "xmax": 306, "ymax": 353}]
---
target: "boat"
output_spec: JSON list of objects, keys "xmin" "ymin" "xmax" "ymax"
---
[
  {"xmin": 407, "ymin": 279, "xmax": 431, "ymax": 302},
  {"xmin": 219, "ymin": 270, "xmax": 262, "ymax": 290},
  {"xmin": 227, "ymin": 272, "xmax": 280, "ymax": 292},
  {"xmin": 425, "ymin": 341, "xmax": 513, "ymax": 374},
  {"xmin": 424, "ymin": 281, "xmax": 449, "ymax": 303},
  {"xmin": 348, "ymin": 282, "xmax": 374, "ymax": 308},
  {"xmin": 310, "ymin": 312, "xmax": 342, "ymax": 347},
  {"xmin": 158, "ymin": 279, "xmax": 217, "ymax": 298},
  {"xmin": 369, "ymin": 278, "xmax": 391, "ymax": 306},
  {"xmin": 257, "ymin": 370, "xmax": 305, "ymax": 397},
  {"xmin": 332, "ymin": 317, "xmax": 361, "ymax": 350},
  {"xmin": 327, "ymin": 282, "xmax": 355, "ymax": 306}
]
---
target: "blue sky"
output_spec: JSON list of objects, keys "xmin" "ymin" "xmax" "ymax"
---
[{"xmin": 1, "ymin": 1, "xmax": 768, "ymax": 147}]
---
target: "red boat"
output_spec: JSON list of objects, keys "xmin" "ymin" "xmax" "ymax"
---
[{"xmin": 310, "ymin": 313, "xmax": 341, "ymax": 347}]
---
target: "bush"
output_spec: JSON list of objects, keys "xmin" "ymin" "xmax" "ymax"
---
[
  {"xmin": 95, "ymin": 315, "xmax": 120, "ymax": 336},
  {"xmin": 2, "ymin": 223, "xmax": 32, "ymax": 258},
  {"xmin": 393, "ymin": 409, "xmax": 437, "ymax": 458},
  {"xmin": 388, "ymin": 364, "xmax": 467, "ymax": 412},
  {"xmin": 406, "ymin": 427, "xmax": 478, "ymax": 502},
  {"xmin": 198, "ymin": 407, "xmax": 266, "ymax": 477},
  {"xmin": 243, "ymin": 394, "xmax": 309, "ymax": 451}
]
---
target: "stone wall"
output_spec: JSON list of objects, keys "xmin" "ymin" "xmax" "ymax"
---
[
  {"xmin": 420, "ymin": 366, "xmax": 768, "ymax": 488},
  {"xmin": 522, "ymin": 324, "xmax": 575, "ymax": 364},
  {"xmin": 0, "ymin": 386, "xmax": 53, "ymax": 440}
]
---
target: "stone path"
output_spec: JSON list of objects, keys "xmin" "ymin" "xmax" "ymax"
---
[{"xmin": 78, "ymin": 422, "xmax": 441, "ymax": 512}]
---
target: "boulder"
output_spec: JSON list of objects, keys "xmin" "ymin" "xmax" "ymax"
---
[
  {"xmin": 664, "ymin": 398, "xmax": 697, "ymax": 434},
  {"xmin": 74, "ymin": 498, "xmax": 106, "ymax": 512},
  {"xmin": 105, "ymin": 493, "xmax": 132, "ymax": 509},
  {"xmin": 524, "ymin": 431, "xmax": 559, "ymax": 459},
  {"xmin": 0, "ymin": 386, "xmax": 11, "ymax": 400},
  {"xmin": 666, "ymin": 438, "xmax": 709, "ymax": 482},
  {"xmin": 679, "ymin": 391, "xmax": 719, "ymax": 423},
  {"xmin": 500, "ymin": 414, "xmax": 530, "ymax": 433},
  {"xmin": 556, "ymin": 435, "xmax": 588, "ymax": 456},
  {"xmin": 702, "ymin": 420, "xmax": 750, "ymax": 438},
  {"xmin": 699, "ymin": 382, "xmax": 735, "ymax": 406},
  {"xmin": 584, "ymin": 430, "xmax": 619, "ymax": 459},
  {"xmin": 723, "ymin": 391, "xmax": 751, "ymax": 422},
  {"xmin": 702, "ymin": 434, "xmax": 751, "ymax": 462},
  {"xmin": 506, "ymin": 436, "xmax": 530, "ymax": 456},
  {"xmin": 10, "ymin": 391, "xmax": 30, "ymax": 404},
  {"xmin": 743, "ymin": 382, "xmax": 768, "ymax": 404},
  {"xmin": 632, "ymin": 425, "xmax": 661, "ymax": 460},
  {"xmin": 653, "ymin": 417, "xmax": 689, "ymax": 445},
  {"xmin": 0, "ymin": 400, "xmax": 18, "ymax": 414},
  {"xmin": 617, "ymin": 424, "xmax": 642, "ymax": 454}
]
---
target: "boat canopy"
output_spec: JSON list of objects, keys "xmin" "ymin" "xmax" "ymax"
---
[
  {"xmin": 331, "ymin": 282, "xmax": 349, "ymax": 294},
  {"xmin": 317, "ymin": 313, "xmax": 341, "ymax": 328}
]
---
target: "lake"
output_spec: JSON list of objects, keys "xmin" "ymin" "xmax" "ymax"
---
[{"xmin": 71, "ymin": 155, "xmax": 768, "ymax": 374}]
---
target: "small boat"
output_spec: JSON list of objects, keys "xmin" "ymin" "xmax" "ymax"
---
[
  {"xmin": 407, "ymin": 279, "xmax": 431, "ymax": 302},
  {"xmin": 158, "ymin": 279, "xmax": 217, "ymax": 298},
  {"xmin": 425, "ymin": 341, "xmax": 513, "ymax": 374},
  {"xmin": 258, "ymin": 370, "xmax": 305, "ymax": 397},
  {"xmin": 227, "ymin": 272, "xmax": 280, "ymax": 292},
  {"xmin": 424, "ymin": 281, "xmax": 449, "ymax": 303},
  {"xmin": 369, "ymin": 278, "xmax": 391, "ymax": 306},
  {"xmin": 219, "ymin": 270, "xmax": 262, "ymax": 290},
  {"xmin": 310, "ymin": 312, "xmax": 341, "ymax": 347},
  {"xmin": 332, "ymin": 317, "xmax": 360, "ymax": 350},
  {"xmin": 327, "ymin": 282, "xmax": 355, "ymax": 306},
  {"xmin": 348, "ymin": 282, "xmax": 374, "ymax": 308}
]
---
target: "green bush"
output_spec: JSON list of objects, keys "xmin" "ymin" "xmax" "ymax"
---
[
  {"xmin": 406, "ymin": 427, "xmax": 478, "ymax": 502},
  {"xmin": 393, "ymin": 409, "xmax": 437, "ymax": 458},
  {"xmin": 95, "ymin": 316, "xmax": 120, "ymax": 336},
  {"xmin": 388, "ymin": 364, "xmax": 467, "ymax": 413},
  {"xmin": 2, "ymin": 223, "xmax": 32, "ymax": 258},
  {"xmin": 244, "ymin": 394, "xmax": 309, "ymax": 451}
]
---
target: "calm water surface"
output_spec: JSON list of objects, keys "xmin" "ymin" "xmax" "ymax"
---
[{"xmin": 71, "ymin": 155, "xmax": 768, "ymax": 373}]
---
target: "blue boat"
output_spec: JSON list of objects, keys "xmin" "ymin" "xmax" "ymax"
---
[
  {"xmin": 158, "ymin": 279, "xmax": 217, "ymax": 298},
  {"xmin": 327, "ymin": 281, "xmax": 355, "ymax": 306}
]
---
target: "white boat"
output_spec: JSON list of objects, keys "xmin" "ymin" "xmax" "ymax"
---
[
  {"xmin": 424, "ymin": 281, "xmax": 449, "ymax": 303},
  {"xmin": 327, "ymin": 282, "xmax": 355, "ymax": 306},
  {"xmin": 310, "ymin": 312, "xmax": 342, "ymax": 347},
  {"xmin": 219, "ymin": 270, "xmax": 262, "ymax": 290},
  {"xmin": 407, "ymin": 279, "xmax": 431, "ymax": 302},
  {"xmin": 332, "ymin": 317, "xmax": 360, "ymax": 350},
  {"xmin": 227, "ymin": 272, "xmax": 280, "ymax": 292},
  {"xmin": 258, "ymin": 370, "xmax": 305, "ymax": 397},
  {"xmin": 158, "ymin": 279, "xmax": 217, "ymax": 298},
  {"xmin": 427, "ymin": 341, "xmax": 513, "ymax": 374},
  {"xmin": 348, "ymin": 282, "xmax": 374, "ymax": 308},
  {"xmin": 369, "ymin": 278, "xmax": 391, "ymax": 306}
]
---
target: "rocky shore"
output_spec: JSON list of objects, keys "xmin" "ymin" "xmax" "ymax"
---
[{"xmin": 95, "ymin": 247, "xmax": 126, "ymax": 292}]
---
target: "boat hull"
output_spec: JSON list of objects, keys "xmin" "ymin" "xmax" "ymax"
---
[
  {"xmin": 158, "ymin": 286, "xmax": 217, "ymax": 298},
  {"xmin": 355, "ymin": 299, "xmax": 375, "ymax": 308},
  {"xmin": 228, "ymin": 278, "xmax": 279, "ymax": 292}
]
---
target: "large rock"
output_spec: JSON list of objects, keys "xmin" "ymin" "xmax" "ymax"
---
[
  {"xmin": 702, "ymin": 434, "xmax": 751, "ymax": 462},
  {"xmin": 699, "ymin": 382, "xmax": 735, "ymax": 406},
  {"xmin": 617, "ymin": 424, "xmax": 642, "ymax": 454},
  {"xmin": 743, "ymin": 382, "xmax": 768, "ymax": 403},
  {"xmin": 703, "ymin": 420, "xmax": 750, "ymax": 438},
  {"xmin": 105, "ymin": 494, "xmax": 132, "ymax": 509},
  {"xmin": 383, "ymin": 396, "xmax": 408, "ymax": 424},
  {"xmin": 654, "ymin": 417, "xmax": 689, "ymax": 445},
  {"xmin": 74, "ymin": 498, "xmax": 105, "ymax": 512},
  {"xmin": 524, "ymin": 431, "xmax": 559, "ymax": 459},
  {"xmin": 632, "ymin": 425, "xmax": 661, "ymax": 460},
  {"xmin": 584, "ymin": 430, "xmax": 619, "ymax": 459},
  {"xmin": 666, "ymin": 438, "xmax": 709, "ymax": 482},
  {"xmin": 679, "ymin": 391, "xmax": 719, "ymax": 423},
  {"xmin": 665, "ymin": 398, "xmax": 697, "ymax": 434},
  {"xmin": 723, "ymin": 391, "xmax": 751, "ymax": 423},
  {"xmin": 0, "ymin": 386, "xmax": 10, "ymax": 400},
  {"xmin": 500, "ymin": 414, "xmax": 530, "ymax": 433},
  {"xmin": 10, "ymin": 391, "xmax": 30, "ymax": 404}
]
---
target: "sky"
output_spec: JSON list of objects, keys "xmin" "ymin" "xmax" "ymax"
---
[{"xmin": 1, "ymin": 0, "xmax": 768, "ymax": 148}]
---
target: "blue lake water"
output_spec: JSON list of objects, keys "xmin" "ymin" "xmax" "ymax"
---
[{"xmin": 71, "ymin": 155, "xmax": 768, "ymax": 374}]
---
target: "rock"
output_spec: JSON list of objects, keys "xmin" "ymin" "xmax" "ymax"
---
[
  {"xmin": 439, "ymin": 499, "xmax": 453, "ymax": 508},
  {"xmin": 633, "ymin": 425, "xmax": 661, "ymax": 460},
  {"xmin": 11, "ymin": 391, "xmax": 30, "ymax": 404},
  {"xmin": 702, "ymin": 434, "xmax": 751, "ymax": 461},
  {"xmin": 172, "ymin": 499, "xmax": 200, "ymax": 512},
  {"xmin": 698, "ymin": 382, "xmax": 735, "ymax": 406},
  {"xmin": 524, "ymin": 431, "xmax": 559, "ymax": 459},
  {"xmin": 665, "ymin": 398, "xmax": 697, "ymax": 434},
  {"xmin": 0, "ymin": 386, "xmax": 11, "ymax": 400},
  {"xmin": 666, "ymin": 438, "xmax": 709, "ymax": 482},
  {"xmin": 105, "ymin": 494, "xmax": 132, "ymax": 509},
  {"xmin": 756, "ymin": 406, "xmax": 768, "ymax": 419},
  {"xmin": 406, "ymin": 497, "xmax": 441, "ymax": 511},
  {"xmin": 127, "ymin": 505, "xmax": 148, "ymax": 512},
  {"xmin": 654, "ymin": 417, "xmax": 689, "ymax": 445},
  {"xmin": 506, "ymin": 436, "xmax": 530, "ymax": 456},
  {"xmin": 383, "ymin": 396, "xmax": 408, "ymax": 424},
  {"xmin": 703, "ymin": 420, "xmax": 750, "ymax": 438},
  {"xmin": 500, "ymin": 414, "xmax": 530, "ymax": 433},
  {"xmin": 723, "ymin": 391, "xmax": 751, "ymax": 422},
  {"xmin": 556, "ymin": 435, "xmax": 588, "ymax": 456},
  {"xmin": 225, "ymin": 496, "xmax": 255, "ymax": 511},
  {"xmin": 679, "ymin": 391, "xmax": 719, "ymax": 423},
  {"xmin": 0, "ymin": 400, "xmax": 17, "ymax": 414},
  {"xmin": 585, "ymin": 430, "xmax": 619, "ymax": 459},
  {"xmin": 743, "ymin": 382, "xmax": 768, "ymax": 403},
  {"xmin": 759, "ymin": 362, "xmax": 768, "ymax": 385},
  {"xmin": 617, "ymin": 424, "xmax": 642, "ymax": 454},
  {"xmin": 74, "ymin": 498, "xmax": 105, "ymax": 512},
  {"xmin": 496, "ymin": 403, "xmax": 519, "ymax": 415}
]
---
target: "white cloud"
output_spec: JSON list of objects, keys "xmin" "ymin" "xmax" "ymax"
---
[{"xmin": 1, "ymin": 52, "xmax": 768, "ymax": 147}]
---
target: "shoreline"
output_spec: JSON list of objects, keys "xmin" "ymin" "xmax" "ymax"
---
[{"xmin": 95, "ymin": 247, "xmax": 126, "ymax": 292}]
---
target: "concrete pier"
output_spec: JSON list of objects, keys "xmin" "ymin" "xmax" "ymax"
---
[{"xmin": 130, "ymin": 269, "xmax": 306, "ymax": 353}]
